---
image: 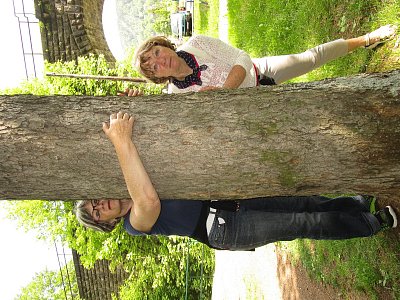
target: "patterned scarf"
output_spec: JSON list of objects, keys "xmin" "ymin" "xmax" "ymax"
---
[{"xmin": 171, "ymin": 51, "xmax": 208, "ymax": 89}]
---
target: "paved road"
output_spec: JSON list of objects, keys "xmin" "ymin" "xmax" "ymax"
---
[
  {"xmin": 212, "ymin": 244, "xmax": 282, "ymax": 299},
  {"xmin": 218, "ymin": 0, "xmax": 229, "ymax": 43}
]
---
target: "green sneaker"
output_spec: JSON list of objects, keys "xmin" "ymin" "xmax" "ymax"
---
[{"xmin": 375, "ymin": 206, "xmax": 398, "ymax": 229}]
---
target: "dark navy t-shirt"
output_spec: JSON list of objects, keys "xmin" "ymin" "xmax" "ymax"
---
[{"xmin": 123, "ymin": 200, "xmax": 203, "ymax": 237}]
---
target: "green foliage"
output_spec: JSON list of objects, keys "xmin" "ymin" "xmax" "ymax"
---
[
  {"xmin": 67, "ymin": 216, "xmax": 214, "ymax": 299},
  {"xmin": 116, "ymin": 0, "xmax": 153, "ymax": 49},
  {"xmin": 1, "ymin": 53, "xmax": 162, "ymax": 96},
  {"xmin": 72, "ymin": 215, "xmax": 214, "ymax": 299},
  {"xmin": 146, "ymin": 0, "xmax": 176, "ymax": 35},
  {"xmin": 3, "ymin": 200, "xmax": 214, "ymax": 299},
  {"xmin": 15, "ymin": 261, "xmax": 80, "ymax": 300},
  {"xmin": 118, "ymin": 238, "xmax": 214, "ymax": 299},
  {"xmin": 116, "ymin": 0, "xmax": 175, "ymax": 50}
]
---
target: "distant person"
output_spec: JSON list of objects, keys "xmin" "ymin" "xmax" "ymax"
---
[
  {"xmin": 75, "ymin": 112, "xmax": 398, "ymax": 251},
  {"xmin": 120, "ymin": 24, "xmax": 397, "ymax": 96}
]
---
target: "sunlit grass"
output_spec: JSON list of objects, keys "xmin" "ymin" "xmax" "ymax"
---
[
  {"xmin": 194, "ymin": 0, "xmax": 219, "ymax": 37},
  {"xmin": 225, "ymin": 0, "xmax": 399, "ymax": 82}
]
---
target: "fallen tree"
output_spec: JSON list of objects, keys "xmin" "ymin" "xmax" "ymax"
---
[{"xmin": 1, "ymin": 70, "xmax": 399, "ymax": 200}]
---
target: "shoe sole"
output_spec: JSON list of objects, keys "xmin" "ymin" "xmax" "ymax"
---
[
  {"xmin": 387, "ymin": 206, "xmax": 398, "ymax": 228},
  {"xmin": 365, "ymin": 24, "xmax": 398, "ymax": 49}
]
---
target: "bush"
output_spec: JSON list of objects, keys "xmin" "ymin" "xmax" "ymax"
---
[{"xmin": 1, "ymin": 53, "xmax": 162, "ymax": 96}]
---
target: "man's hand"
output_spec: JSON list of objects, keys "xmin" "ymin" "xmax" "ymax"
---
[{"xmin": 102, "ymin": 112, "xmax": 134, "ymax": 145}]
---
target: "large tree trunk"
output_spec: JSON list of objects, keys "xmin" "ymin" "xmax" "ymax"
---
[{"xmin": 1, "ymin": 70, "xmax": 400, "ymax": 200}]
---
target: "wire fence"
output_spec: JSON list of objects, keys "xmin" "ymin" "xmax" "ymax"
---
[
  {"xmin": 54, "ymin": 241, "xmax": 76, "ymax": 299},
  {"xmin": 185, "ymin": 240, "xmax": 214, "ymax": 300},
  {"xmin": 12, "ymin": 0, "xmax": 44, "ymax": 81}
]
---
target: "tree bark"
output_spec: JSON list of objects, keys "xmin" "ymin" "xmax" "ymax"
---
[{"xmin": 1, "ymin": 70, "xmax": 400, "ymax": 200}]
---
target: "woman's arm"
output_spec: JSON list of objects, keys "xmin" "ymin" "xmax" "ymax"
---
[
  {"xmin": 199, "ymin": 65, "xmax": 246, "ymax": 91},
  {"xmin": 103, "ymin": 112, "xmax": 160, "ymax": 232},
  {"xmin": 189, "ymin": 35, "xmax": 252, "ymax": 90},
  {"xmin": 222, "ymin": 65, "xmax": 247, "ymax": 89}
]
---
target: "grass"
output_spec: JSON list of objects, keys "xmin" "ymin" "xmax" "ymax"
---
[
  {"xmin": 278, "ymin": 232, "xmax": 400, "ymax": 299},
  {"xmin": 196, "ymin": 0, "xmax": 400, "ymax": 298},
  {"xmin": 208, "ymin": 0, "xmax": 399, "ymax": 82},
  {"xmin": 193, "ymin": 0, "xmax": 220, "ymax": 37}
]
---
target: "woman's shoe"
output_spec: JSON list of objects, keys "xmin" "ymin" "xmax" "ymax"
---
[
  {"xmin": 365, "ymin": 24, "xmax": 398, "ymax": 49},
  {"xmin": 375, "ymin": 206, "xmax": 398, "ymax": 229}
]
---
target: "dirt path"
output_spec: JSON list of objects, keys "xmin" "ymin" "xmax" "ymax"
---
[{"xmin": 276, "ymin": 249, "xmax": 361, "ymax": 300}]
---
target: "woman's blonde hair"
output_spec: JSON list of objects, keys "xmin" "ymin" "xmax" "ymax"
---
[
  {"xmin": 134, "ymin": 36, "xmax": 177, "ymax": 84},
  {"xmin": 74, "ymin": 200, "xmax": 121, "ymax": 233}
]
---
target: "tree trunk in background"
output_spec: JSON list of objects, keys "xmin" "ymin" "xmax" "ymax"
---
[{"xmin": 1, "ymin": 70, "xmax": 400, "ymax": 201}]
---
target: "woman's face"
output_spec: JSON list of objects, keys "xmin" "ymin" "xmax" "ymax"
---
[
  {"xmin": 85, "ymin": 200, "xmax": 124, "ymax": 223},
  {"xmin": 142, "ymin": 45, "xmax": 181, "ymax": 78}
]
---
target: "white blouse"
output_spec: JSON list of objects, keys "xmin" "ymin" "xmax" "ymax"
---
[{"xmin": 168, "ymin": 35, "xmax": 257, "ymax": 94}]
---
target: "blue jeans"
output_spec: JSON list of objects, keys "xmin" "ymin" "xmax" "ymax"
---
[{"xmin": 208, "ymin": 196, "xmax": 381, "ymax": 251}]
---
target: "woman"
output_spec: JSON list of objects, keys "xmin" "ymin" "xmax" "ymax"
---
[
  {"xmin": 75, "ymin": 112, "xmax": 397, "ymax": 251},
  {"xmin": 123, "ymin": 24, "xmax": 397, "ymax": 96}
]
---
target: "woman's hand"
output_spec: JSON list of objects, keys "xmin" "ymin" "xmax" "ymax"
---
[
  {"xmin": 118, "ymin": 88, "xmax": 143, "ymax": 97},
  {"xmin": 102, "ymin": 112, "xmax": 134, "ymax": 146}
]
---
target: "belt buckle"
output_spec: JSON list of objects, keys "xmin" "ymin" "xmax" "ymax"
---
[{"xmin": 235, "ymin": 201, "xmax": 240, "ymax": 211}]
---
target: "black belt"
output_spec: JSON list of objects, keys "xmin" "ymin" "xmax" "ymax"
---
[
  {"xmin": 258, "ymin": 75, "xmax": 276, "ymax": 85},
  {"xmin": 208, "ymin": 200, "xmax": 240, "ymax": 212},
  {"xmin": 190, "ymin": 200, "xmax": 240, "ymax": 249}
]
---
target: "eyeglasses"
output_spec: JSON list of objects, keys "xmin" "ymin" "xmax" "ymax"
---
[{"xmin": 91, "ymin": 200, "xmax": 101, "ymax": 222}]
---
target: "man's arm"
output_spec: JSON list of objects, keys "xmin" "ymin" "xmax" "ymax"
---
[{"xmin": 103, "ymin": 112, "xmax": 160, "ymax": 232}]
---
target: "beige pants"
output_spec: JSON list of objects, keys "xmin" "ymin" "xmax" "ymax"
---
[{"xmin": 252, "ymin": 39, "xmax": 349, "ymax": 84}]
